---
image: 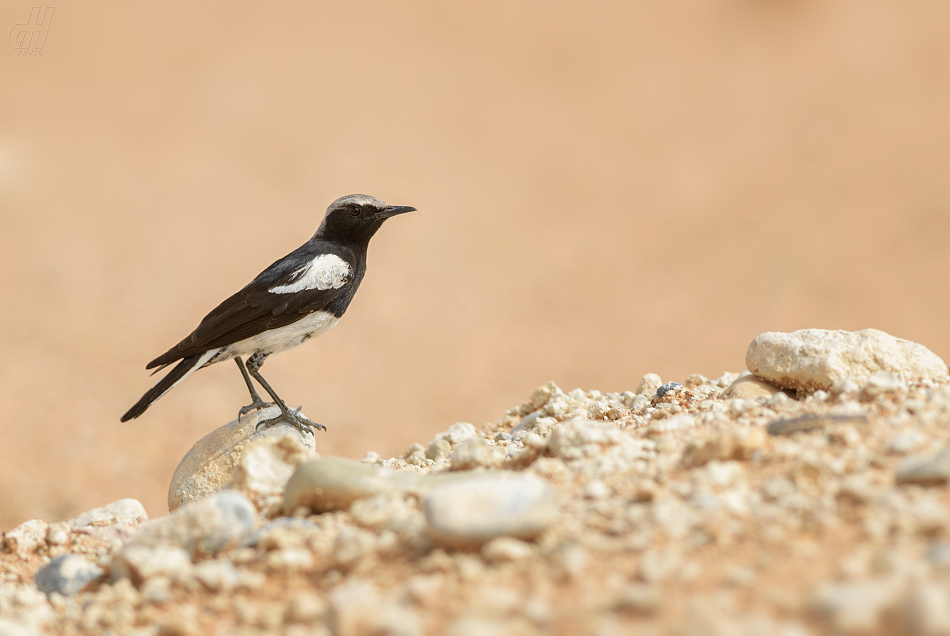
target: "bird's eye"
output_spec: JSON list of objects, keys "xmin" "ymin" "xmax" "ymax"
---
[{"xmin": 349, "ymin": 206, "xmax": 361, "ymax": 217}]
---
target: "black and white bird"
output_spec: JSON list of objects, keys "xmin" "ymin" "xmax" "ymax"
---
[{"xmin": 120, "ymin": 194, "xmax": 415, "ymax": 433}]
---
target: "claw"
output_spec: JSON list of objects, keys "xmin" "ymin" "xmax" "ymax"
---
[
  {"xmin": 238, "ymin": 398, "xmax": 275, "ymax": 421},
  {"xmin": 254, "ymin": 406, "xmax": 326, "ymax": 435}
]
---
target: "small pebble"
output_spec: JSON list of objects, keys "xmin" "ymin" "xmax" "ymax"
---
[
  {"xmin": 68, "ymin": 499, "xmax": 148, "ymax": 529},
  {"xmin": 125, "ymin": 491, "xmax": 256, "ymax": 558},
  {"xmin": 655, "ymin": 382, "xmax": 683, "ymax": 398},
  {"xmin": 896, "ymin": 446, "xmax": 950, "ymax": 486},
  {"xmin": 283, "ymin": 457, "xmax": 423, "ymax": 514},
  {"xmin": 424, "ymin": 474, "xmax": 558, "ymax": 550},
  {"xmin": 34, "ymin": 554, "xmax": 104, "ymax": 596}
]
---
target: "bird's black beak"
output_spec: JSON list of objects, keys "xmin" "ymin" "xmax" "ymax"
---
[{"xmin": 376, "ymin": 205, "xmax": 416, "ymax": 220}]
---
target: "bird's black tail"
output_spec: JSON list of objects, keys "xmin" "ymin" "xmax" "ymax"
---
[{"xmin": 121, "ymin": 354, "xmax": 204, "ymax": 422}]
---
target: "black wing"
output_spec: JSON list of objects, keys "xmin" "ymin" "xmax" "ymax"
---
[{"xmin": 146, "ymin": 244, "xmax": 352, "ymax": 369}]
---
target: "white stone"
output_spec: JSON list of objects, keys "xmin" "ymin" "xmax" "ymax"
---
[
  {"xmin": 125, "ymin": 491, "xmax": 256, "ymax": 558},
  {"xmin": 3, "ymin": 520, "xmax": 48, "ymax": 558},
  {"xmin": 746, "ymin": 329, "xmax": 948, "ymax": 392},
  {"xmin": 112, "ymin": 546, "xmax": 193, "ymax": 586},
  {"xmin": 68, "ymin": 499, "xmax": 148, "ymax": 529},
  {"xmin": 424, "ymin": 474, "xmax": 557, "ymax": 550}
]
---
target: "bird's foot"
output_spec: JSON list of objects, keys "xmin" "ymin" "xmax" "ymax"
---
[
  {"xmin": 238, "ymin": 398, "xmax": 276, "ymax": 421},
  {"xmin": 256, "ymin": 405, "xmax": 327, "ymax": 436}
]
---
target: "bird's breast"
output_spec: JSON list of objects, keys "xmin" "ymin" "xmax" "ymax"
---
[{"xmin": 224, "ymin": 311, "xmax": 340, "ymax": 358}]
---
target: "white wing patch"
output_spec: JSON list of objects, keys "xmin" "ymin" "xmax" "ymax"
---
[{"xmin": 268, "ymin": 254, "xmax": 351, "ymax": 294}]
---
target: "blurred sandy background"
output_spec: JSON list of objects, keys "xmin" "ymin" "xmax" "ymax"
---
[{"xmin": 1, "ymin": 0, "xmax": 948, "ymax": 529}]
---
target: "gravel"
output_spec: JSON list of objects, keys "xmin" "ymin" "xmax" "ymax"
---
[{"xmin": 3, "ymin": 328, "xmax": 950, "ymax": 635}]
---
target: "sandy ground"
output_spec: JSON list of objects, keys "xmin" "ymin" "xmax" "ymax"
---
[{"xmin": 1, "ymin": 0, "xmax": 949, "ymax": 529}]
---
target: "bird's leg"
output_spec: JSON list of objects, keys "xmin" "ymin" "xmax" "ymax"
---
[
  {"xmin": 235, "ymin": 356, "xmax": 275, "ymax": 419},
  {"xmin": 244, "ymin": 353, "xmax": 326, "ymax": 434}
]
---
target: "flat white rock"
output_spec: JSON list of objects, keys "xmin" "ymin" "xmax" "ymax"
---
[
  {"xmin": 746, "ymin": 329, "xmax": 948, "ymax": 392},
  {"xmin": 424, "ymin": 473, "xmax": 558, "ymax": 550}
]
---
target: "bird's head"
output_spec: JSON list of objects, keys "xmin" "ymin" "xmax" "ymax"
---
[{"xmin": 315, "ymin": 194, "xmax": 416, "ymax": 243}]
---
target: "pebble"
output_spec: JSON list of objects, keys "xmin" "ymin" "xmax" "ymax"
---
[
  {"xmin": 0, "ymin": 619, "xmax": 35, "ymax": 636},
  {"xmin": 449, "ymin": 438, "xmax": 496, "ymax": 470},
  {"xmin": 333, "ymin": 527, "xmax": 376, "ymax": 568},
  {"xmin": 168, "ymin": 406, "xmax": 316, "ymax": 512},
  {"xmin": 614, "ymin": 583, "xmax": 660, "ymax": 615},
  {"xmin": 767, "ymin": 414, "xmax": 867, "ymax": 436},
  {"xmin": 192, "ymin": 559, "xmax": 240, "ymax": 592},
  {"xmin": 424, "ymin": 474, "xmax": 557, "ymax": 550},
  {"xmin": 125, "ymin": 491, "xmax": 256, "ymax": 558},
  {"xmin": 34, "ymin": 554, "xmax": 104, "ymax": 596},
  {"xmin": 746, "ymin": 328, "xmax": 948, "ymax": 392},
  {"xmin": 112, "ymin": 545, "xmax": 193, "ymax": 586},
  {"xmin": 481, "ymin": 537, "xmax": 533, "ymax": 563},
  {"xmin": 655, "ymin": 382, "xmax": 683, "ymax": 398},
  {"xmin": 434, "ymin": 422, "xmax": 478, "ymax": 446},
  {"xmin": 2, "ymin": 520, "xmax": 48, "ymax": 557},
  {"xmin": 902, "ymin": 582, "xmax": 950, "ymax": 636},
  {"xmin": 241, "ymin": 518, "xmax": 323, "ymax": 549},
  {"xmin": 328, "ymin": 579, "xmax": 420, "ymax": 636},
  {"xmin": 813, "ymin": 577, "xmax": 903, "ymax": 632},
  {"xmin": 547, "ymin": 417, "xmax": 625, "ymax": 458},
  {"xmin": 45, "ymin": 522, "xmax": 69, "ymax": 546},
  {"xmin": 426, "ymin": 438, "xmax": 452, "ymax": 461},
  {"xmin": 887, "ymin": 429, "xmax": 927, "ymax": 455},
  {"xmin": 723, "ymin": 374, "xmax": 787, "ymax": 400},
  {"xmin": 637, "ymin": 373, "xmax": 663, "ymax": 396},
  {"xmin": 67, "ymin": 498, "xmax": 148, "ymax": 529},
  {"xmin": 230, "ymin": 436, "xmax": 311, "ymax": 515},
  {"xmin": 283, "ymin": 457, "xmax": 423, "ymax": 514},
  {"xmin": 896, "ymin": 446, "xmax": 950, "ymax": 486}
]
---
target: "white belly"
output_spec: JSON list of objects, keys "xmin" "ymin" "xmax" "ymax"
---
[{"xmin": 219, "ymin": 311, "xmax": 340, "ymax": 359}]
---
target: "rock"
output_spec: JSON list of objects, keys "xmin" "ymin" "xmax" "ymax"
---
[
  {"xmin": 266, "ymin": 547, "xmax": 316, "ymax": 572},
  {"xmin": 896, "ymin": 447, "xmax": 950, "ymax": 486},
  {"xmin": 862, "ymin": 372, "xmax": 908, "ymax": 399},
  {"xmin": 283, "ymin": 456, "xmax": 423, "ymax": 514},
  {"xmin": 126, "ymin": 491, "xmax": 256, "ymax": 558},
  {"xmin": 424, "ymin": 474, "xmax": 557, "ymax": 550},
  {"xmin": 546, "ymin": 417, "xmax": 628, "ymax": 460},
  {"xmin": 637, "ymin": 373, "xmax": 663, "ymax": 395},
  {"xmin": 449, "ymin": 438, "xmax": 496, "ymax": 470},
  {"xmin": 192, "ymin": 559, "xmax": 240, "ymax": 592},
  {"xmin": 334, "ymin": 527, "xmax": 376, "ymax": 568},
  {"xmin": 285, "ymin": 591, "xmax": 328, "ymax": 623},
  {"xmin": 481, "ymin": 537, "xmax": 533, "ymax": 563},
  {"xmin": 3, "ymin": 520, "xmax": 48, "ymax": 557},
  {"xmin": 45, "ymin": 522, "xmax": 69, "ymax": 546},
  {"xmin": 328, "ymin": 579, "xmax": 420, "ymax": 636},
  {"xmin": 655, "ymin": 382, "xmax": 683, "ymax": 398},
  {"xmin": 113, "ymin": 545, "xmax": 193, "ymax": 586},
  {"xmin": 168, "ymin": 406, "xmax": 316, "ymax": 512},
  {"xmin": 68, "ymin": 498, "xmax": 148, "ymax": 529},
  {"xmin": 813, "ymin": 577, "xmax": 904, "ymax": 632},
  {"xmin": 426, "ymin": 438, "xmax": 452, "ymax": 462},
  {"xmin": 0, "ymin": 619, "xmax": 36, "ymax": 636},
  {"xmin": 901, "ymin": 582, "xmax": 950, "ymax": 636},
  {"xmin": 746, "ymin": 329, "xmax": 948, "ymax": 393},
  {"xmin": 241, "ymin": 518, "xmax": 323, "ymax": 550},
  {"xmin": 615, "ymin": 583, "xmax": 661, "ymax": 615},
  {"xmin": 230, "ymin": 436, "xmax": 312, "ymax": 515},
  {"xmin": 434, "ymin": 422, "xmax": 478, "ymax": 446},
  {"xmin": 767, "ymin": 414, "xmax": 867, "ymax": 436},
  {"xmin": 888, "ymin": 429, "xmax": 927, "ymax": 455},
  {"xmin": 723, "ymin": 374, "xmax": 788, "ymax": 400},
  {"xmin": 34, "ymin": 554, "xmax": 104, "ymax": 596}
]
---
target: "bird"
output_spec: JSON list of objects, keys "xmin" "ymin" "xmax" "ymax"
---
[{"xmin": 120, "ymin": 194, "xmax": 416, "ymax": 434}]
